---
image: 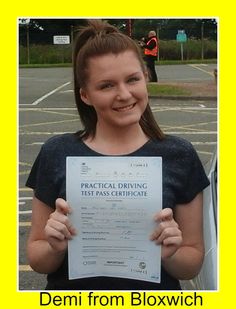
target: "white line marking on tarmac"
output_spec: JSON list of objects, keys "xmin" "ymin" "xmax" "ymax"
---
[
  {"xmin": 32, "ymin": 81, "xmax": 71, "ymax": 105},
  {"xmin": 188, "ymin": 64, "xmax": 214, "ymax": 76},
  {"xmin": 19, "ymin": 265, "xmax": 33, "ymax": 271},
  {"xmin": 60, "ymin": 90, "xmax": 74, "ymax": 93},
  {"xmin": 20, "ymin": 81, "xmax": 71, "ymax": 106},
  {"xmin": 19, "ymin": 188, "xmax": 32, "ymax": 192},
  {"xmin": 25, "ymin": 142, "xmax": 44, "ymax": 146},
  {"xmin": 20, "ymin": 131, "xmax": 74, "ymax": 135},
  {"xmin": 191, "ymin": 142, "xmax": 217, "ymax": 145},
  {"xmin": 164, "ymin": 131, "xmax": 216, "ymax": 135},
  {"xmin": 19, "ymin": 210, "xmax": 32, "ymax": 214},
  {"xmin": 19, "ymin": 197, "xmax": 33, "ymax": 201},
  {"xmin": 151, "ymin": 107, "xmax": 216, "ymax": 111},
  {"xmin": 197, "ymin": 151, "xmax": 214, "ymax": 155},
  {"xmin": 19, "ymin": 222, "xmax": 31, "ymax": 227},
  {"xmin": 19, "ymin": 161, "xmax": 32, "ymax": 167},
  {"xmin": 19, "ymin": 107, "xmax": 77, "ymax": 111},
  {"xmin": 19, "ymin": 118, "xmax": 78, "ymax": 128}
]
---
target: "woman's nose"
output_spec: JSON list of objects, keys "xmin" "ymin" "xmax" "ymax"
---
[{"xmin": 116, "ymin": 84, "xmax": 132, "ymax": 101}]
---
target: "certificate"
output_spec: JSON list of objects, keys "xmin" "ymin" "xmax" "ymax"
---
[{"xmin": 66, "ymin": 156, "xmax": 162, "ymax": 283}]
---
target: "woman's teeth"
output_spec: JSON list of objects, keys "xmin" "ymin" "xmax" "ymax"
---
[{"xmin": 114, "ymin": 103, "xmax": 135, "ymax": 112}]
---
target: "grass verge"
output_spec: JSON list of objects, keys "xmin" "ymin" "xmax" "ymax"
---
[{"xmin": 147, "ymin": 83, "xmax": 191, "ymax": 96}]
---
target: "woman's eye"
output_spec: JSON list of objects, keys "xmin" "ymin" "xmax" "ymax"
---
[
  {"xmin": 100, "ymin": 83, "xmax": 113, "ymax": 90},
  {"xmin": 127, "ymin": 77, "xmax": 140, "ymax": 83}
]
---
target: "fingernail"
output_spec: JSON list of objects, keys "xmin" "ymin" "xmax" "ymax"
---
[{"xmin": 71, "ymin": 228, "xmax": 77, "ymax": 235}]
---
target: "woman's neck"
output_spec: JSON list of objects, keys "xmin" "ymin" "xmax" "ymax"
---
[{"xmin": 84, "ymin": 123, "xmax": 149, "ymax": 155}]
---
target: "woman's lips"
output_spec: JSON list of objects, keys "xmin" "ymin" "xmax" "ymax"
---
[{"xmin": 113, "ymin": 103, "xmax": 136, "ymax": 112}]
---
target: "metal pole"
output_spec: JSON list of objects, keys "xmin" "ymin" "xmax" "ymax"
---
[
  {"xmin": 156, "ymin": 27, "xmax": 160, "ymax": 61},
  {"xmin": 26, "ymin": 24, "xmax": 30, "ymax": 64},
  {"xmin": 201, "ymin": 22, "xmax": 204, "ymax": 60},
  {"xmin": 126, "ymin": 19, "xmax": 132, "ymax": 37},
  {"xmin": 181, "ymin": 43, "xmax": 184, "ymax": 61},
  {"xmin": 71, "ymin": 25, "xmax": 74, "ymax": 63}
]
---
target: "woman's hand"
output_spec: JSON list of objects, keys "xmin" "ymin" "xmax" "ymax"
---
[
  {"xmin": 150, "ymin": 208, "xmax": 182, "ymax": 260},
  {"xmin": 44, "ymin": 198, "xmax": 77, "ymax": 254}
]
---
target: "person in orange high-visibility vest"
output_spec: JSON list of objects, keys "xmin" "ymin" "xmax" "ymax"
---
[{"xmin": 144, "ymin": 30, "xmax": 158, "ymax": 82}]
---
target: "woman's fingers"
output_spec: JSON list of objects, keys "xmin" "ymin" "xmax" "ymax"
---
[
  {"xmin": 150, "ymin": 208, "xmax": 183, "ymax": 258},
  {"xmin": 150, "ymin": 209, "xmax": 178, "ymax": 242},
  {"xmin": 55, "ymin": 198, "xmax": 72, "ymax": 215},
  {"xmin": 151, "ymin": 225, "xmax": 181, "ymax": 243},
  {"xmin": 44, "ymin": 198, "xmax": 77, "ymax": 248},
  {"xmin": 162, "ymin": 235, "xmax": 182, "ymax": 247},
  {"xmin": 154, "ymin": 207, "xmax": 173, "ymax": 222},
  {"xmin": 45, "ymin": 218, "xmax": 73, "ymax": 240}
]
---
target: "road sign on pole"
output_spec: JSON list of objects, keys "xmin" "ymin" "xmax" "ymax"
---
[
  {"xmin": 53, "ymin": 35, "xmax": 70, "ymax": 45},
  {"xmin": 176, "ymin": 30, "xmax": 187, "ymax": 61},
  {"xmin": 176, "ymin": 30, "xmax": 187, "ymax": 43}
]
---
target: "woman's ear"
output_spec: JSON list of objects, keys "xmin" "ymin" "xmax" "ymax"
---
[{"xmin": 80, "ymin": 88, "xmax": 91, "ymax": 105}]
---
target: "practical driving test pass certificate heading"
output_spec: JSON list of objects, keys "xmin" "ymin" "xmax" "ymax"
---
[{"xmin": 66, "ymin": 156, "xmax": 162, "ymax": 283}]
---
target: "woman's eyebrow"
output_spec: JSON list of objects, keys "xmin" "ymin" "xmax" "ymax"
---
[{"xmin": 96, "ymin": 71, "xmax": 142, "ymax": 84}]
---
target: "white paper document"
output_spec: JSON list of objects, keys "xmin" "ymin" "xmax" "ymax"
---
[{"xmin": 66, "ymin": 156, "xmax": 162, "ymax": 283}]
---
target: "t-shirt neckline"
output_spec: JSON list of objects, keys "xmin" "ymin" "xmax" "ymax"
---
[{"xmin": 80, "ymin": 139, "xmax": 152, "ymax": 157}]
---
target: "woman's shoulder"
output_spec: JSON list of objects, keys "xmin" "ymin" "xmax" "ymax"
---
[
  {"xmin": 42, "ymin": 133, "xmax": 75, "ymax": 147},
  {"xmin": 152, "ymin": 135, "xmax": 193, "ymax": 149},
  {"xmin": 165, "ymin": 135, "xmax": 194, "ymax": 149},
  {"xmin": 40, "ymin": 132, "xmax": 83, "ymax": 154},
  {"xmin": 150, "ymin": 135, "xmax": 196, "ymax": 158}
]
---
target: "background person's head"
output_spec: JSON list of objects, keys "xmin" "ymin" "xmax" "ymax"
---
[{"xmin": 148, "ymin": 30, "xmax": 156, "ymax": 38}]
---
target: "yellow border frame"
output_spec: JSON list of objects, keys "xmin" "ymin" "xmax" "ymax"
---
[{"xmin": 1, "ymin": 2, "xmax": 229, "ymax": 308}]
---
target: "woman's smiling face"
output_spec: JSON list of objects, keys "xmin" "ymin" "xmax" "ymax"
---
[{"xmin": 80, "ymin": 50, "xmax": 148, "ymax": 131}]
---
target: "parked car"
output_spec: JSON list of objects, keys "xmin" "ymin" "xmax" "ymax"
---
[{"xmin": 181, "ymin": 151, "xmax": 217, "ymax": 290}]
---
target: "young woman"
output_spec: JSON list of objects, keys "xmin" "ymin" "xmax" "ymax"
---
[{"xmin": 26, "ymin": 20, "xmax": 209, "ymax": 290}]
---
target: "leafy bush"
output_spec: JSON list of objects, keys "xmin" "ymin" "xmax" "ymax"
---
[
  {"xmin": 158, "ymin": 39, "xmax": 217, "ymax": 60},
  {"xmin": 19, "ymin": 39, "xmax": 217, "ymax": 64},
  {"xmin": 19, "ymin": 44, "xmax": 72, "ymax": 64}
]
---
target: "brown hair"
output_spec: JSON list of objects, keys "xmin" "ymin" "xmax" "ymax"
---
[{"xmin": 73, "ymin": 19, "xmax": 165, "ymax": 140}]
